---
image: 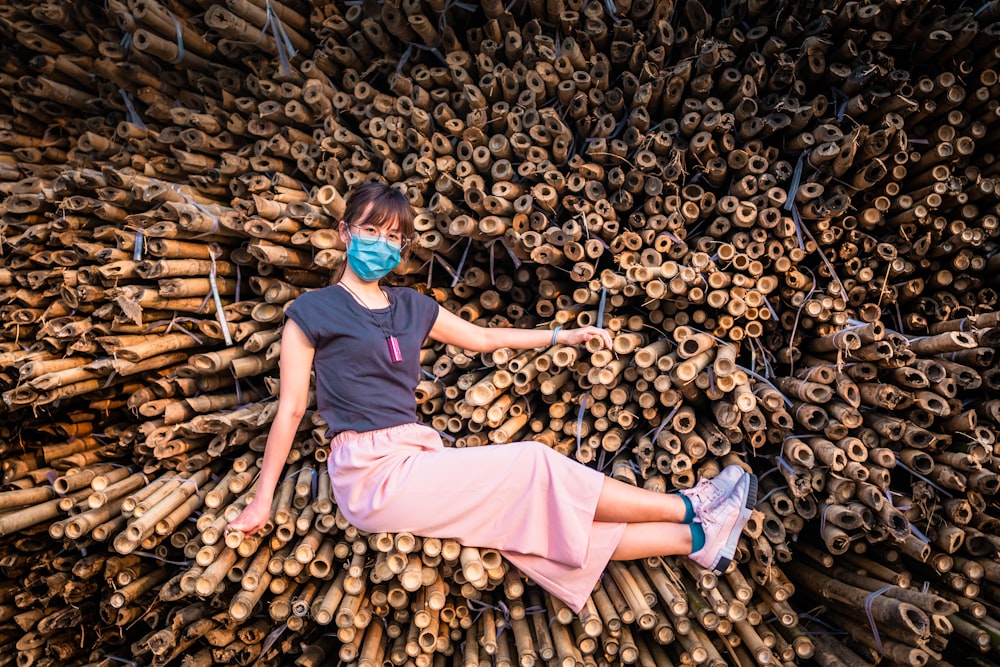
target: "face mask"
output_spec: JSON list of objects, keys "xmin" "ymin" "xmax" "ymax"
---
[{"xmin": 346, "ymin": 234, "xmax": 401, "ymax": 281}]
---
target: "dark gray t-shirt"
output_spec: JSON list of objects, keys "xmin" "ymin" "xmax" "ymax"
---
[{"xmin": 285, "ymin": 285, "xmax": 440, "ymax": 435}]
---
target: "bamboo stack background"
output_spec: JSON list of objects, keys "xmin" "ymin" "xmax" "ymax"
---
[{"xmin": 1, "ymin": 0, "xmax": 1000, "ymax": 665}]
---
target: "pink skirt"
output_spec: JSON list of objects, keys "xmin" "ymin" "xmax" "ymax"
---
[{"xmin": 328, "ymin": 422, "xmax": 626, "ymax": 612}]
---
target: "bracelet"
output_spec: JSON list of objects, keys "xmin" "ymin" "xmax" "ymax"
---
[{"xmin": 551, "ymin": 325, "xmax": 562, "ymax": 346}]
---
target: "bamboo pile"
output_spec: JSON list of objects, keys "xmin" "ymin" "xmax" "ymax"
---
[{"xmin": 2, "ymin": 0, "xmax": 1000, "ymax": 665}]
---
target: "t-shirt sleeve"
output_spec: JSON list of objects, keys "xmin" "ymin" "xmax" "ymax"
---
[
  {"xmin": 410, "ymin": 290, "xmax": 440, "ymax": 338},
  {"xmin": 284, "ymin": 293, "xmax": 319, "ymax": 346}
]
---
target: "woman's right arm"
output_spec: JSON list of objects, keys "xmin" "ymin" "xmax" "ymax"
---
[{"xmin": 227, "ymin": 319, "xmax": 315, "ymax": 535}]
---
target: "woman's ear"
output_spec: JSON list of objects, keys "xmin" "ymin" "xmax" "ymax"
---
[{"xmin": 339, "ymin": 220, "xmax": 350, "ymax": 243}]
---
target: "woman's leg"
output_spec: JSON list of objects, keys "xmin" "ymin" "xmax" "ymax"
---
[
  {"xmin": 611, "ymin": 522, "xmax": 693, "ymax": 560},
  {"xmin": 593, "ymin": 476, "xmax": 688, "ymax": 523}
]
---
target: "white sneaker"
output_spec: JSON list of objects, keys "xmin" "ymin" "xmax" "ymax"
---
[
  {"xmin": 679, "ymin": 464, "xmax": 747, "ymax": 520},
  {"xmin": 689, "ymin": 471, "xmax": 757, "ymax": 573}
]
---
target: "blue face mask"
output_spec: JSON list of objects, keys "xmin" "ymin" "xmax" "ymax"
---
[{"xmin": 347, "ymin": 234, "xmax": 402, "ymax": 281}]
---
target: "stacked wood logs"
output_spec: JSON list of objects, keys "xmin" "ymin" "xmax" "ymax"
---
[{"xmin": 2, "ymin": 0, "xmax": 1000, "ymax": 665}]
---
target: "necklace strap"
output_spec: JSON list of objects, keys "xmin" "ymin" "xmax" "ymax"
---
[
  {"xmin": 339, "ymin": 281, "xmax": 390, "ymax": 309},
  {"xmin": 338, "ymin": 282, "xmax": 398, "ymax": 344}
]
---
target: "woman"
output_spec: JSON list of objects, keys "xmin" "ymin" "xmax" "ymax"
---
[{"xmin": 228, "ymin": 182, "xmax": 756, "ymax": 613}]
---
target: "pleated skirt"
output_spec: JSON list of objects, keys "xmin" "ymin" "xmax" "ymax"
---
[{"xmin": 327, "ymin": 422, "xmax": 626, "ymax": 612}]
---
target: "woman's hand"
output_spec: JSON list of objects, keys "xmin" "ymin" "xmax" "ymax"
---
[
  {"xmin": 226, "ymin": 498, "xmax": 272, "ymax": 536},
  {"xmin": 558, "ymin": 325, "xmax": 613, "ymax": 350}
]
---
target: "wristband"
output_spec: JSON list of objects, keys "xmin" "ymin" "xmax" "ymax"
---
[{"xmin": 551, "ymin": 325, "xmax": 562, "ymax": 346}]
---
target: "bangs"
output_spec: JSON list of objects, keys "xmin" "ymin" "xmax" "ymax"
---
[{"xmin": 357, "ymin": 200, "xmax": 411, "ymax": 233}]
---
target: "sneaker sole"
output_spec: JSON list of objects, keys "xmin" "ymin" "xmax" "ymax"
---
[{"xmin": 713, "ymin": 473, "xmax": 758, "ymax": 574}]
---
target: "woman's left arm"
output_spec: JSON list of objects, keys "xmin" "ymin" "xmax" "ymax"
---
[{"xmin": 429, "ymin": 305, "xmax": 612, "ymax": 352}]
